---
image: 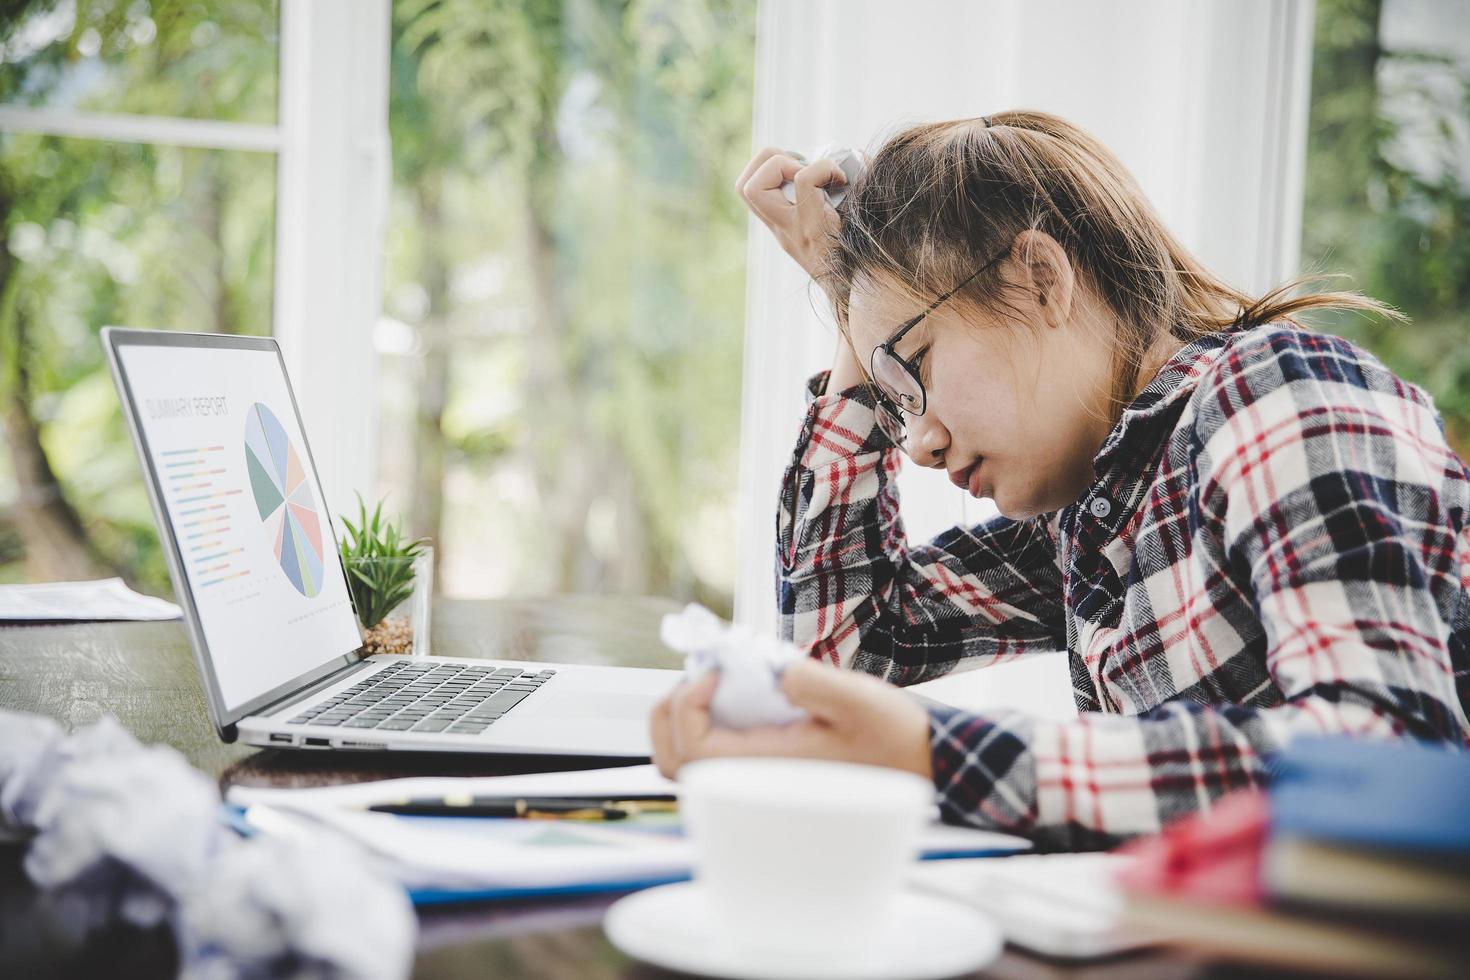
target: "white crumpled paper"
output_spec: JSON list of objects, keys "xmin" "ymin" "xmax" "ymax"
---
[
  {"xmin": 0, "ymin": 710, "xmax": 416, "ymax": 979},
  {"xmin": 660, "ymin": 604, "xmax": 808, "ymax": 730},
  {"xmin": 779, "ymin": 144, "xmax": 869, "ymax": 209}
]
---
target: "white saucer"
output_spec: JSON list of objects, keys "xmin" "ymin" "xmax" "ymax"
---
[{"xmin": 603, "ymin": 880, "xmax": 1003, "ymax": 980}]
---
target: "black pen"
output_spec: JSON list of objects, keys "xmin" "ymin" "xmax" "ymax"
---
[{"xmin": 366, "ymin": 794, "xmax": 678, "ymax": 819}]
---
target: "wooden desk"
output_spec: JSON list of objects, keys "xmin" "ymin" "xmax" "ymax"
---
[{"xmin": 0, "ymin": 598, "xmax": 1208, "ymax": 979}]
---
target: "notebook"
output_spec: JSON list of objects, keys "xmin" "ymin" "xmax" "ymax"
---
[{"xmin": 1269, "ymin": 735, "xmax": 1470, "ymax": 853}]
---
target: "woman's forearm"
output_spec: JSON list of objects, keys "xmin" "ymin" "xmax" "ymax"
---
[
  {"xmin": 777, "ymin": 375, "xmax": 1066, "ymax": 683},
  {"xmin": 928, "ymin": 675, "xmax": 1456, "ymax": 850}
]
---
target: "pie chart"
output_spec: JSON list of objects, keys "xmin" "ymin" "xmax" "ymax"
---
[{"xmin": 244, "ymin": 402, "xmax": 325, "ymax": 597}]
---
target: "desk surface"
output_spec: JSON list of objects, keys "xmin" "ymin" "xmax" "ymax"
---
[{"xmin": 0, "ymin": 597, "xmax": 1209, "ymax": 980}]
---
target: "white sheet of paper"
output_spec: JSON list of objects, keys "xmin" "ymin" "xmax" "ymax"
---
[
  {"xmin": 245, "ymin": 802, "xmax": 696, "ymax": 893},
  {"xmin": 0, "ymin": 577, "xmax": 182, "ymax": 621},
  {"xmin": 227, "ymin": 763, "xmax": 678, "ymax": 812}
]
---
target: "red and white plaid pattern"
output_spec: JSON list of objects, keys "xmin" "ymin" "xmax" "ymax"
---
[{"xmin": 777, "ymin": 324, "xmax": 1470, "ymax": 849}]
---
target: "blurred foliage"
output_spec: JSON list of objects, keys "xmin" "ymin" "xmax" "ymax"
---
[
  {"xmin": 0, "ymin": 1, "xmax": 277, "ymax": 593},
  {"xmin": 379, "ymin": 0, "xmax": 755, "ymax": 609},
  {"xmin": 1301, "ymin": 0, "xmax": 1470, "ymax": 457},
  {"xmin": 0, "ymin": 0, "xmax": 278, "ymax": 120}
]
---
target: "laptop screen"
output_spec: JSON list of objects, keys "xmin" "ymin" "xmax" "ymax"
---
[{"xmin": 115, "ymin": 338, "xmax": 363, "ymax": 715}]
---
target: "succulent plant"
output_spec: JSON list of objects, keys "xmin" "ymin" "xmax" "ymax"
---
[{"xmin": 338, "ymin": 495, "xmax": 430, "ymax": 630}]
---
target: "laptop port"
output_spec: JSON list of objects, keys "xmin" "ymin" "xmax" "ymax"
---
[
  {"xmin": 269, "ymin": 733, "xmax": 293, "ymax": 744},
  {"xmin": 304, "ymin": 737, "xmax": 330, "ymax": 747}
]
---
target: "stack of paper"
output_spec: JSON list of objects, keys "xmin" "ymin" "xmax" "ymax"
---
[
  {"xmin": 0, "ymin": 578, "xmax": 182, "ymax": 622},
  {"xmin": 227, "ymin": 764, "xmax": 1031, "ymax": 904}
]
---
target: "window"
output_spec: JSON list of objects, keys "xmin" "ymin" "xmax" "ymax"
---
[
  {"xmin": 1, "ymin": 1, "xmax": 281, "ymax": 590},
  {"xmin": 1, "ymin": 0, "xmax": 278, "ymax": 122},
  {"xmin": 1300, "ymin": 0, "xmax": 1470, "ymax": 461},
  {"xmin": 376, "ymin": 0, "xmax": 756, "ymax": 613}
]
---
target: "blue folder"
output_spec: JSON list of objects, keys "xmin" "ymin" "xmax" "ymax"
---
[{"xmin": 1270, "ymin": 735, "xmax": 1470, "ymax": 854}]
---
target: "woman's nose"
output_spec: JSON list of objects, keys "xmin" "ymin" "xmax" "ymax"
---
[{"xmin": 908, "ymin": 413, "xmax": 949, "ymax": 468}]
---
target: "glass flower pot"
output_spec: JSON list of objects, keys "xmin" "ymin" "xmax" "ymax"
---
[{"xmin": 343, "ymin": 546, "xmax": 433, "ymax": 658}]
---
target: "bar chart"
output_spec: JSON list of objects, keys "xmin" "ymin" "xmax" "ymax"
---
[{"xmin": 161, "ymin": 445, "xmax": 248, "ymax": 588}]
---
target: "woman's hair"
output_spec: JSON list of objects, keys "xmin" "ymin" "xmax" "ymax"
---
[{"xmin": 823, "ymin": 110, "xmax": 1403, "ymax": 409}]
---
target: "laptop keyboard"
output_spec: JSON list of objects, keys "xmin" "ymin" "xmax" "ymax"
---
[{"xmin": 286, "ymin": 661, "xmax": 557, "ymax": 736}]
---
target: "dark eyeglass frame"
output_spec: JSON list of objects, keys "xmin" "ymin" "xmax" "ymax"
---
[{"xmin": 869, "ymin": 247, "xmax": 1010, "ymax": 446}]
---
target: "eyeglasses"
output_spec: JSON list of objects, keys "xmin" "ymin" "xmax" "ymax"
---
[{"xmin": 869, "ymin": 247, "xmax": 1009, "ymax": 446}]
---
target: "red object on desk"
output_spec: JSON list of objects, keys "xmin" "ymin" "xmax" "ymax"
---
[{"xmin": 1114, "ymin": 789, "xmax": 1268, "ymax": 906}]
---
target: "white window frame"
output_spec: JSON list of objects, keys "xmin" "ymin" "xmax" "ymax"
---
[
  {"xmin": 274, "ymin": 0, "xmax": 390, "ymax": 521},
  {"xmin": 0, "ymin": 0, "xmax": 389, "ymax": 521}
]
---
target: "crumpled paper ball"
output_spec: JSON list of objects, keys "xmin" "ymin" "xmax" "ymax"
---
[
  {"xmin": 660, "ymin": 604, "xmax": 808, "ymax": 729},
  {"xmin": 779, "ymin": 144, "xmax": 869, "ymax": 209},
  {"xmin": 0, "ymin": 710, "xmax": 416, "ymax": 979}
]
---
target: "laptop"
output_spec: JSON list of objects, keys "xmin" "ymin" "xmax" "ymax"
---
[{"xmin": 103, "ymin": 328, "xmax": 680, "ymax": 757}]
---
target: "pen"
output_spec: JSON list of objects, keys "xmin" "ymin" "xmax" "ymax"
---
[{"xmin": 366, "ymin": 794, "xmax": 678, "ymax": 819}]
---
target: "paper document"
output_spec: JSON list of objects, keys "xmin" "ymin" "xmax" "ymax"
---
[
  {"xmin": 0, "ymin": 577, "xmax": 182, "ymax": 622},
  {"xmin": 228, "ymin": 764, "xmax": 1031, "ymax": 902}
]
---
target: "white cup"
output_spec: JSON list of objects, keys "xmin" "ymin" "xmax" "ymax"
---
[{"xmin": 678, "ymin": 757, "xmax": 933, "ymax": 965}]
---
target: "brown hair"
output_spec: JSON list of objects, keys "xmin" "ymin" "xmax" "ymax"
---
[{"xmin": 822, "ymin": 110, "xmax": 1403, "ymax": 410}]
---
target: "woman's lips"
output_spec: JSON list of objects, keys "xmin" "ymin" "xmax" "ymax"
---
[
  {"xmin": 950, "ymin": 457, "xmax": 985, "ymax": 496},
  {"xmin": 968, "ymin": 458, "xmax": 986, "ymax": 498}
]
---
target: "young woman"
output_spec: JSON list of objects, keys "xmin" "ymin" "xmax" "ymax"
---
[{"xmin": 650, "ymin": 111, "xmax": 1470, "ymax": 849}]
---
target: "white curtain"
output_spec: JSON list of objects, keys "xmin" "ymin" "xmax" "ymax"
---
[{"xmin": 733, "ymin": 0, "xmax": 1314, "ymax": 717}]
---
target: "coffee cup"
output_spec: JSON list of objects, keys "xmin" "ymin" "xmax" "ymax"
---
[{"xmin": 678, "ymin": 757, "xmax": 933, "ymax": 965}]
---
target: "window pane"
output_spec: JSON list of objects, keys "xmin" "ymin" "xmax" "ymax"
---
[
  {"xmin": 379, "ymin": 0, "xmax": 756, "ymax": 614},
  {"xmin": 0, "ymin": 0, "xmax": 279, "ymax": 124},
  {"xmin": 1301, "ymin": 0, "xmax": 1470, "ymax": 458},
  {"xmin": 0, "ymin": 134, "xmax": 275, "ymax": 591}
]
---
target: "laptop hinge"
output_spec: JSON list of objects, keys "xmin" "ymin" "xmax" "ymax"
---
[{"xmin": 250, "ymin": 658, "xmax": 378, "ymax": 718}]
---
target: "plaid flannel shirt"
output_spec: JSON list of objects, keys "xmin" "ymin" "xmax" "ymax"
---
[{"xmin": 777, "ymin": 324, "xmax": 1470, "ymax": 850}]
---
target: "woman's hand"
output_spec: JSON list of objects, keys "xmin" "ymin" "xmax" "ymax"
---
[
  {"xmin": 649, "ymin": 658, "xmax": 935, "ymax": 782},
  {"xmin": 734, "ymin": 148, "xmax": 847, "ymax": 281}
]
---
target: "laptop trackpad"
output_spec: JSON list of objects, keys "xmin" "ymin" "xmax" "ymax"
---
[
  {"xmin": 544, "ymin": 689, "xmax": 656, "ymax": 722},
  {"xmin": 490, "ymin": 688, "xmax": 655, "ymax": 755}
]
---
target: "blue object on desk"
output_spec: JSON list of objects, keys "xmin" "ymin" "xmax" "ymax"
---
[
  {"xmin": 410, "ymin": 875, "xmax": 694, "ymax": 906},
  {"xmin": 1270, "ymin": 735, "xmax": 1470, "ymax": 853}
]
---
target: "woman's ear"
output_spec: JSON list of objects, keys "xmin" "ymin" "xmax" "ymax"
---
[{"xmin": 1008, "ymin": 229, "xmax": 1074, "ymax": 328}]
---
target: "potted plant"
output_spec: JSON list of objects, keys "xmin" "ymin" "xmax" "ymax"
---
[{"xmin": 338, "ymin": 495, "xmax": 432, "ymax": 656}]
